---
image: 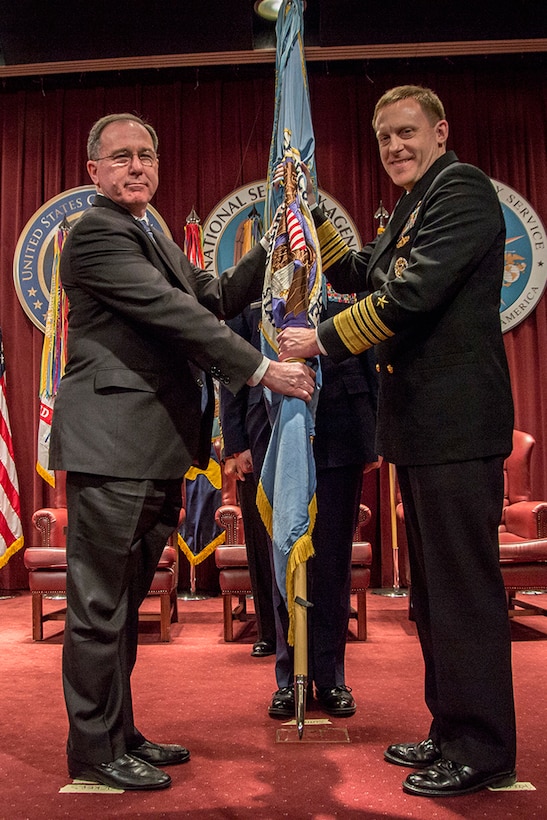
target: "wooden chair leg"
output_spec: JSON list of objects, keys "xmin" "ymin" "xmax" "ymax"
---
[
  {"xmin": 32, "ymin": 593, "xmax": 44, "ymax": 641},
  {"xmin": 170, "ymin": 588, "xmax": 178, "ymax": 624},
  {"xmin": 356, "ymin": 590, "xmax": 367, "ymax": 641},
  {"xmin": 223, "ymin": 593, "xmax": 234, "ymax": 641},
  {"xmin": 159, "ymin": 592, "xmax": 171, "ymax": 642}
]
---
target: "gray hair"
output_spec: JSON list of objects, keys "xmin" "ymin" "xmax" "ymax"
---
[{"xmin": 87, "ymin": 113, "xmax": 159, "ymax": 159}]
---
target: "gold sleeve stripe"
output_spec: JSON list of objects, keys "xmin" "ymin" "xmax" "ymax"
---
[
  {"xmin": 317, "ymin": 220, "xmax": 351, "ymax": 270},
  {"xmin": 333, "ymin": 295, "xmax": 394, "ymax": 354}
]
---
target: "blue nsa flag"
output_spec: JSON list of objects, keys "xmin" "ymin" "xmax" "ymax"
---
[{"xmin": 257, "ymin": 0, "xmax": 322, "ymax": 646}]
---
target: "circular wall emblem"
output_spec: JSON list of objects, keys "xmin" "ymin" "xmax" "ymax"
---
[
  {"xmin": 13, "ymin": 185, "xmax": 172, "ymax": 332},
  {"xmin": 493, "ymin": 179, "xmax": 547, "ymax": 333},
  {"xmin": 202, "ymin": 180, "xmax": 361, "ymax": 276}
]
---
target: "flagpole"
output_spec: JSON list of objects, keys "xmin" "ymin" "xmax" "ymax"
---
[
  {"xmin": 293, "ymin": 562, "xmax": 310, "ymax": 738},
  {"xmin": 373, "ymin": 462, "xmax": 407, "ymax": 598},
  {"xmin": 178, "ymin": 561, "xmax": 209, "ymax": 601},
  {"xmin": 259, "ymin": 0, "xmax": 320, "ymax": 739}
]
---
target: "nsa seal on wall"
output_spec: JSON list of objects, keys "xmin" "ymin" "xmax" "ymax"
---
[
  {"xmin": 202, "ymin": 181, "xmax": 361, "ymax": 277},
  {"xmin": 493, "ymin": 179, "xmax": 547, "ymax": 333},
  {"xmin": 13, "ymin": 186, "xmax": 172, "ymax": 333}
]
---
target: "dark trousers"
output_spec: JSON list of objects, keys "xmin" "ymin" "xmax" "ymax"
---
[
  {"xmin": 274, "ymin": 463, "xmax": 363, "ymax": 690},
  {"xmin": 398, "ymin": 457, "xmax": 516, "ymax": 772},
  {"xmin": 237, "ymin": 473, "xmax": 276, "ymax": 646},
  {"xmin": 63, "ymin": 472, "xmax": 182, "ymax": 766}
]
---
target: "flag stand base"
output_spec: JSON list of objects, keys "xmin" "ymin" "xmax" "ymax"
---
[
  {"xmin": 372, "ymin": 587, "xmax": 408, "ymax": 598},
  {"xmin": 276, "ymin": 723, "xmax": 350, "ymax": 744},
  {"xmin": 178, "ymin": 564, "xmax": 210, "ymax": 601},
  {"xmin": 178, "ymin": 591, "xmax": 210, "ymax": 601}
]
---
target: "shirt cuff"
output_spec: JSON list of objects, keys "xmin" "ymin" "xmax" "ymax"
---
[
  {"xmin": 316, "ymin": 329, "xmax": 328, "ymax": 355},
  {"xmin": 247, "ymin": 356, "xmax": 269, "ymax": 386}
]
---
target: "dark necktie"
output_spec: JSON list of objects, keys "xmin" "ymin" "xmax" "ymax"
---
[{"xmin": 137, "ymin": 215, "xmax": 156, "ymax": 242}]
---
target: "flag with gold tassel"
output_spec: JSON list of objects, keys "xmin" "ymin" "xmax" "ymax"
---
[
  {"xmin": 256, "ymin": 0, "xmax": 322, "ymax": 737},
  {"xmin": 233, "ymin": 205, "xmax": 264, "ymax": 262},
  {"xmin": 177, "ymin": 208, "xmax": 226, "ymax": 571},
  {"xmin": 36, "ymin": 217, "xmax": 70, "ymax": 486}
]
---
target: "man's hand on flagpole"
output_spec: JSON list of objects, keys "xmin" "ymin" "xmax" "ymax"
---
[
  {"xmin": 261, "ymin": 360, "xmax": 316, "ymax": 402},
  {"xmin": 278, "ymin": 328, "xmax": 320, "ymax": 362}
]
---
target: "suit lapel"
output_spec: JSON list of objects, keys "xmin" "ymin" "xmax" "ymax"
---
[
  {"xmin": 150, "ymin": 230, "xmax": 193, "ymax": 292},
  {"xmin": 367, "ymin": 151, "xmax": 458, "ymax": 271},
  {"xmin": 92, "ymin": 195, "xmax": 196, "ymax": 294},
  {"xmin": 367, "ymin": 192, "xmax": 418, "ymax": 271},
  {"xmin": 152, "ymin": 228, "xmax": 199, "ymax": 294}
]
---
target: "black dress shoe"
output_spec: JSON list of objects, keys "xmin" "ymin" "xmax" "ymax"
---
[
  {"xmin": 69, "ymin": 753, "xmax": 171, "ymax": 790},
  {"xmin": 403, "ymin": 758, "xmax": 517, "ymax": 797},
  {"xmin": 316, "ymin": 685, "xmax": 356, "ymax": 717},
  {"xmin": 130, "ymin": 739, "xmax": 190, "ymax": 766},
  {"xmin": 384, "ymin": 738, "xmax": 442, "ymax": 768},
  {"xmin": 268, "ymin": 686, "xmax": 295, "ymax": 718},
  {"xmin": 251, "ymin": 640, "xmax": 276, "ymax": 657}
]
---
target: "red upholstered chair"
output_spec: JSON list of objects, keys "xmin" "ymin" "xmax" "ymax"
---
[
  {"xmin": 497, "ymin": 429, "xmax": 547, "ymax": 616},
  {"xmin": 350, "ymin": 499, "xmax": 374, "ymax": 640},
  {"xmin": 24, "ymin": 472, "xmax": 182, "ymax": 641},
  {"xmin": 395, "ymin": 429, "xmax": 547, "ymax": 618},
  {"xmin": 498, "ymin": 430, "xmax": 547, "ymax": 542},
  {"xmin": 213, "ymin": 461, "xmax": 253, "ymax": 641},
  {"xmin": 214, "ymin": 465, "xmax": 373, "ymax": 641}
]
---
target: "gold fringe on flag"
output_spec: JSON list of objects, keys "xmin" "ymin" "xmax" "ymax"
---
[{"xmin": 36, "ymin": 218, "xmax": 70, "ymax": 486}]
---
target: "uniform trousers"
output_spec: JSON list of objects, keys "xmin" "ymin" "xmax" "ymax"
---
[
  {"xmin": 63, "ymin": 472, "xmax": 182, "ymax": 766},
  {"xmin": 397, "ymin": 456, "xmax": 516, "ymax": 773},
  {"xmin": 236, "ymin": 473, "xmax": 276, "ymax": 647}
]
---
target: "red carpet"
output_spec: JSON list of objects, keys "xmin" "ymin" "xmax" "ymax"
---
[{"xmin": 1, "ymin": 589, "xmax": 546, "ymax": 819}]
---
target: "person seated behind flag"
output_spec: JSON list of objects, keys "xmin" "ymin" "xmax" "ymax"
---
[
  {"xmin": 220, "ymin": 297, "xmax": 380, "ymax": 717},
  {"xmin": 220, "ymin": 303, "xmax": 277, "ymax": 658}
]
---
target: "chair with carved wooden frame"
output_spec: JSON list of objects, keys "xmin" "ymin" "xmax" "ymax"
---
[
  {"xmin": 214, "ymin": 465, "xmax": 374, "ymax": 641},
  {"xmin": 394, "ymin": 429, "xmax": 547, "ymax": 619},
  {"xmin": 24, "ymin": 471, "xmax": 182, "ymax": 641}
]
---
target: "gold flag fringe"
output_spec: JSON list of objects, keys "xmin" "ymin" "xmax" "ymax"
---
[
  {"xmin": 256, "ymin": 482, "xmax": 317, "ymax": 646},
  {"xmin": 177, "ymin": 529, "xmax": 226, "ymax": 567}
]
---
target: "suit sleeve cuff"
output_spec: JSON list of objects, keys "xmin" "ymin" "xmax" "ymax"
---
[{"xmin": 247, "ymin": 356, "xmax": 269, "ymax": 386}]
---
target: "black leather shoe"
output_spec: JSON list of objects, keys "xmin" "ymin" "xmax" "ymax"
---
[
  {"xmin": 316, "ymin": 685, "xmax": 356, "ymax": 717},
  {"xmin": 268, "ymin": 686, "xmax": 295, "ymax": 718},
  {"xmin": 384, "ymin": 738, "xmax": 442, "ymax": 768},
  {"xmin": 69, "ymin": 753, "xmax": 171, "ymax": 790},
  {"xmin": 130, "ymin": 739, "xmax": 190, "ymax": 766},
  {"xmin": 251, "ymin": 640, "xmax": 276, "ymax": 657},
  {"xmin": 403, "ymin": 758, "xmax": 517, "ymax": 797}
]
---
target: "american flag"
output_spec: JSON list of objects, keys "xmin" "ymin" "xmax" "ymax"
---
[{"xmin": 0, "ymin": 328, "xmax": 24, "ymax": 568}]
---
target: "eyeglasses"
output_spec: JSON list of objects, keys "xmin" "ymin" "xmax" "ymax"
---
[{"xmin": 93, "ymin": 150, "xmax": 159, "ymax": 167}]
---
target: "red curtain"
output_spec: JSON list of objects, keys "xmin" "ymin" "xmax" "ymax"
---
[{"xmin": 1, "ymin": 56, "xmax": 545, "ymax": 589}]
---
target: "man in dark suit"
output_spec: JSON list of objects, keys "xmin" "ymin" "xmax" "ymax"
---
[
  {"xmin": 50, "ymin": 112, "xmax": 315, "ymax": 791},
  {"xmin": 279, "ymin": 86, "xmax": 517, "ymax": 797},
  {"xmin": 220, "ymin": 299, "xmax": 379, "ymax": 717}
]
